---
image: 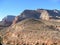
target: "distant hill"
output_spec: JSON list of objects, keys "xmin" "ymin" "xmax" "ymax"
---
[
  {"xmin": 0, "ymin": 15, "xmax": 15, "ymax": 30},
  {"xmin": 2, "ymin": 15, "xmax": 15, "ymax": 23}
]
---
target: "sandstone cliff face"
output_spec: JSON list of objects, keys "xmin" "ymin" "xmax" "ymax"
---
[
  {"xmin": 40, "ymin": 10, "xmax": 49, "ymax": 20},
  {"xmin": 2, "ymin": 19, "xmax": 60, "ymax": 45}
]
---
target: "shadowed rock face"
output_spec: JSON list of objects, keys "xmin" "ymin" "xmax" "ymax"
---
[
  {"xmin": 47, "ymin": 10, "xmax": 60, "ymax": 19},
  {"xmin": 13, "ymin": 10, "xmax": 41, "ymax": 24},
  {"xmin": 18, "ymin": 10, "xmax": 41, "ymax": 20}
]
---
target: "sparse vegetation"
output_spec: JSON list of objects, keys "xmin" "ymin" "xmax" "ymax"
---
[{"xmin": 0, "ymin": 36, "xmax": 2, "ymax": 45}]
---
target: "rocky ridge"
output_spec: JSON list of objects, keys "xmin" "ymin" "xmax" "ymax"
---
[{"xmin": 13, "ymin": 9, "xmax": 60, "ymax": 24}]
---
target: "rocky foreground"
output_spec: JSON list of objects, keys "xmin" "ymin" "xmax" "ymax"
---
[{"xmin": 0, "ymin": 19, "xmax": 60, "ymax": 45}]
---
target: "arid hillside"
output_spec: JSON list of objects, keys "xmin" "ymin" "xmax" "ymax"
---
[{"xmin": 0, "ymin": 19, "xmax": 60, "ymax": 45}]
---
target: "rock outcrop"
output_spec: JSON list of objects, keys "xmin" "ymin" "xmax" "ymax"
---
[{"xmin": 40, "ymin": 10, "xmax": 49, "ymax": 20}]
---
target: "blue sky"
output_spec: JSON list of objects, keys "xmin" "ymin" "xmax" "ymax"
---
[{"xmin": 0, "ymin": 0, "xmax": 60, "ymax": 21}]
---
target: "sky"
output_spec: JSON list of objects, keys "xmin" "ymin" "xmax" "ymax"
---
[{"xmin": 0, "ymin": 0, "xmax": 60, "ymax": 21}]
